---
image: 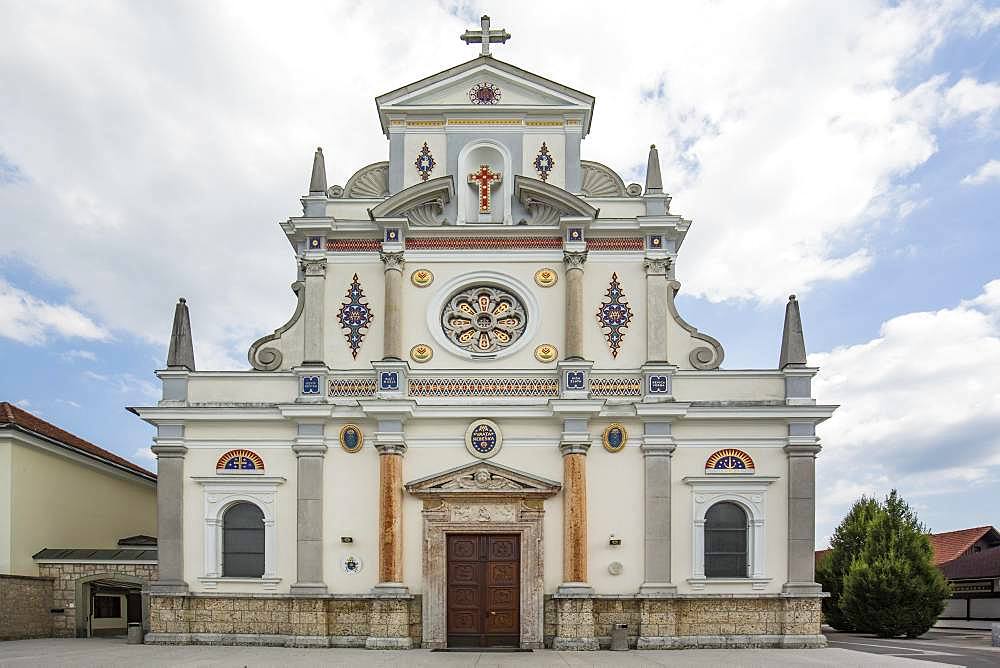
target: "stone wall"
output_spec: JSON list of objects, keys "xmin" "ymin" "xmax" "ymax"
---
[
  {"xmin": 147, "ymin": 594, "xmax": 422, "ymax": 648},
  {"xmin": 546, "ymin": 595, "xmax": 824, "ymax": 650},
  {"xmin": 0, "ymin": 574, "xmax": 54, "ymax": 640},
  {"xmin": 37, "ymin": 562, "xmax": 158, "ymax": 637}
]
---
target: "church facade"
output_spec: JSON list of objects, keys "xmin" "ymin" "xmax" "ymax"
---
[{"xmin": 134, "ymin": 17, "xmax": 834, "ymax": 650}]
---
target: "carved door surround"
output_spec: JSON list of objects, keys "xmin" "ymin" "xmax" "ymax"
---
[{"xmin": 405, "ymin": 461, "xmax": 561, "ymax": 649}]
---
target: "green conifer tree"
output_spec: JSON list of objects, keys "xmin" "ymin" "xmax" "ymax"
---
[
  {"xmin": 816, "ymin": 495, "xmax": 880, "ymax": 630},
  {"xmin": 840, "ymin": 490, "xmax": 951, "ymax": 637}
]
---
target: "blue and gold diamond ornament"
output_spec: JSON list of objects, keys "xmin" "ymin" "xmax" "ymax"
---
[
  {"xmin": 596, "ymin": 273, "xmax": 634, "ymax": 358},
  {"xmin": 533, "ymin": 142, "xmax": 555, "ymax": 182},
  {"xmin": 337, "ymin": 274, "xmax": 374, "ymax": 359},
  {"xmin": 414, "ymin": 142, "xmax": 436, "ymax": 182}
]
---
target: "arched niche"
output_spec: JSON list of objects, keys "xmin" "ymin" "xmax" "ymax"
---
[{"xmin": 457, "ymin": 139, "xmax": 512, "ymax": 224}]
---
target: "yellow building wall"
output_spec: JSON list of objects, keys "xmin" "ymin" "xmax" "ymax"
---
[{"xmin": 8, "ymin": 437, "xmax": 156, "ymax": 575}]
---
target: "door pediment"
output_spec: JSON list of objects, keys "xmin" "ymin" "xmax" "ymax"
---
[{"xmin": 405, "ymin": 461, "xmax": 561, "ymax": 500}]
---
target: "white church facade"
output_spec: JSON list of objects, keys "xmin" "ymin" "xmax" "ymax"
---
[{"xmin": 133, "ymin": 17, "xmax": 834, "ymax": 650}]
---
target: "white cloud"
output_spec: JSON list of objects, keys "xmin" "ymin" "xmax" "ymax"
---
[
  {"xmin": 962, "ymin": 159, "xmax": 1000, "ymax": 185},
  {"xmin": 0, "ymin": 279, "xmax": 109, "ymax": 345},
  {"xmin": 813, "ymin": 279, "xmax": 1000, "ymax": 543},
  {"xmin": 134, "ymin": 447, "xmax": 155, "ymax": 462},
  {"xmin": 83, "ymin": 370, "xmax": 159, "ymax": 400},
  {"xmin": 60, "ymin": 349, "xmax": 98, "ymax": 362},
  {"xmin": 0, "ymin": 1, "xmax": 997, "ymax": 367}
]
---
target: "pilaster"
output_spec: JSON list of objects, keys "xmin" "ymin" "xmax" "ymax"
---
[
  {"xmin": 301, "ymin": 257, "xmax": 327, "ymax": 365},
  {"xmin": 638, "ymin": 420, "xmax": 677, "ymax": 596},
  {"xmin": 149, "ymin": 425, "xmax": 188, "ymax": 594},
  {"xmin": 290, "ymin": 423, "xmax": 328, "ymax": 595},
  {"xmin": 783, "ymin": 422, "xmax": 823, "ymax": 594},
  {"xmin": 643, "ymin": 257, "xmax": 672, "ymax": 363}
]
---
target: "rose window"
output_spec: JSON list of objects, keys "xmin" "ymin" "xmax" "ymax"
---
[{"xmin": 441, "ymin": 286, "xmax": 527, "ymax": 353}]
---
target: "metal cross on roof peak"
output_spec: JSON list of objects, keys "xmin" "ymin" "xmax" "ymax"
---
[{"xmin": 460, "ymin": 15, "xmax": 511, "ymax": 57}]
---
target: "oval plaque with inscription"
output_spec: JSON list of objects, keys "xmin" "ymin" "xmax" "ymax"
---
[{"xmin": 465, "ymin": 419, "xmax": 503, "ymax": 460}]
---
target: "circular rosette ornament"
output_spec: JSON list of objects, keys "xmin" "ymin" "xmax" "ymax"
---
[
  {"xmin": 469, "ymin": 82, "xmax": 502, "ymax": 105},
  {"xmin": 442, "ymin": 285, "xmax": 526, "ymax": 354}
]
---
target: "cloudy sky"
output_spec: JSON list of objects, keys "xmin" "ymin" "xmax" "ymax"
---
[{"xmin": 1, "ymin": 0, "xmax": 998, "ymax": 547}]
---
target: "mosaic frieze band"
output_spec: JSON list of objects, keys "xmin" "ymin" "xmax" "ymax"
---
[
  {"xmin": 319, "ymin": 237, "xmax": 653, "ymax": 252},
  {"xmin": 326, "ymin": 375, "xmax": 654, "ymax": 398}
]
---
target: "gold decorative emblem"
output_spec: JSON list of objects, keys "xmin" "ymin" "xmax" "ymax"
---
[
  {"xmin": 339, "ymin": 424, "xmax": 364, "ymax": 453},
  {"xmin": 410, "ymin": 344, "xmax": 433, "ymax": 363},
  {"xmin": 534, "ymin": 267, "xmax": 558, "ymax": 287},
  {"xmin": 411, "ymin": 269, "xmax": 434, "ymax": 287},
  {"xmin": 534, "ymin": 344, "xmax": 558, "ymax": 363},
  {"xmin": 602, "ymin": 423, "xmax": 628, "ymax": 453}
]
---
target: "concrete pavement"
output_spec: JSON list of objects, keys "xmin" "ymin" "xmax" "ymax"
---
[
  {"xmin": 0, "ymin": 637, "xmax": 945, "ymax": 667},
  {"xmin": 826, "ymin": 628, "xmax": 1000, "ymax": 667}
]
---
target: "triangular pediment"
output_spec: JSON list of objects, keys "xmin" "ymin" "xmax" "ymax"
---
[
  {"xmin": 376, "ymin": 57, "xmax": 594, "ymax": 136},
  {"xmin": 404, "ymin": 460, "xmax": 561, "ymax": 499}
]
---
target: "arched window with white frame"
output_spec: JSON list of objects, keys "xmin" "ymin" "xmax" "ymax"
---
[
  {"xmin": 222, "ymin": 502, "xmax": 265, "ymax": 578},
  {"xmin": 684, "ymin": 475, "xmax": 777, "ymax": 590},
  {"xmin": 704, "ymin": 501, "xmax": 749, "ymax": 578}
]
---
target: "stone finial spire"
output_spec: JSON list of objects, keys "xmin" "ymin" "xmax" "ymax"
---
[
  {"xmin": 309, "ymin": 147, "xmax": 327, "ymax": 195},
  {"xmin": 644, "ymin": 144, "xmax": 663, "ymax": 194},
  {"xmin": 779, "ymin": 295, "xmax": 807, "ymax": 369},
  {"xmin": 166, "ymin": 297, "xmax": 195, "ymax": 371}
]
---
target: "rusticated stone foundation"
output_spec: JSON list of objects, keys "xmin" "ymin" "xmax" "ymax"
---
[
  {"xmin": 545, "ymin": 594, "xmax": 824, "ymax": 650},
  {"xmin": 0, "ymin": 574, "xmax": 54, "ymax": 640},
  {"xmin": 146, "ymin": 594, "xmax": 421, "ymax": 648},
  {"xmin": 551, "ymin": 595, "xmax": 599, "ymax": 650}
]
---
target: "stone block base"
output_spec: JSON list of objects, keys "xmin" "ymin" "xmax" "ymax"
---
[
  {"xmin": 148, "ymin": 593, "xmax": 421, "ymax": 649},
  {"xmin": 545, "ymin": 594, "xmax": 824, "ymax": 650},
  {"xmin": 637, "ymin": 634, "xmax": 827, "ymax": 649}
]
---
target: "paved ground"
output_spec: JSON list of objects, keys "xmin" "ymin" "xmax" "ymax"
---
[
  {"xmin": 0, "ymin": 637, "xmax": 946, "ymax": 667},
  {"xmin": 826, "ymin": 628, "xmax": 1000, "ymax": 666}
]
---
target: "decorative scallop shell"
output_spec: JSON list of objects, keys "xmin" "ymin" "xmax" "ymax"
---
[
  {"xmin": 580, "ymin": 160, "xmax": 627, "ymax": 197},
  {"xmin": 343, "ymin": 161, "xmax": 389, "ymax": 198}
]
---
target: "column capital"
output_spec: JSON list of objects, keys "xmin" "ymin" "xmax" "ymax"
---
[
  {"xmin": 151, "ymin": 443, "xmax": 187, "ymax": 458},
  {"xmin": 380, "ymin": 251, "xmax": 405, "ymax": 272},
  {"xmin": 559, "ymin": 442, "xmax": 591, "ymax": 456},
  {"xmin": 785, "ymin": 442, "xmax": 822, "ymax": 456},
  {"xmin": 301, "ymin": 256, "xmax": 327, "ymax": 276},
  {"xmin": 563, "ymin": 250, "xmax": 587, "ymax": 270},
  {"xmin": 292, "ymin": 443, "xmax": 328, "ymax": 457},
  {"xmin": 643, "ymin": 257, "xmax": 672, "ymax": 276},
  {"xmin": 640, "ymin": 440, "xmax": 675, "ymax": 456}
]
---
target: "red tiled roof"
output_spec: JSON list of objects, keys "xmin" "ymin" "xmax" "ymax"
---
[
  {"xmin": 0, "ymin": 402, "xmax": 155, "ymax": 481},
  {"xmin": 928, "ymin": 527, "xmax": 996, "ymax": 565},
  {"xmin": 815, "ymin": 526, "xmax": 999, "ymax": 567},
  {"xmin": 940, "ymin": 547, "xmax": 1000, "ymax": 580}
]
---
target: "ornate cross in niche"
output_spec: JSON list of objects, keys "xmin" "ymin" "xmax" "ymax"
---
[{"xmin": 468, "ymin": 164, "xmax": 503, "ymax": 214}]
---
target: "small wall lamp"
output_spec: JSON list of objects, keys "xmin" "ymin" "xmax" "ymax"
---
[
  {"xmin": 609, "ymin": 534, "xmax": 622, "ymax": 546},
  {"xmin": 341, "ymin": 536, "xmax": 354, "ymax": 544}
]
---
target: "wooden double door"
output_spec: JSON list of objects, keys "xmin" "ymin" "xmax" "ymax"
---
[{"xmin": 446, "ymin": 533, "xmax": 520, "ymax": 647}]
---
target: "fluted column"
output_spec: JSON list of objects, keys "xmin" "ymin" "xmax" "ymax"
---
[
  {"xmin": 380, "ymin": 252, "xmax": 404, "ymax": 360},
  {"xmin": 373, "ymin": 419, "xmax": 407, "ymax": 594},
  {"xmin": 291, "ymin": 424, "xmax": 327, "ymax": 595},
  {"xmin": 149, "ymin": 426, "xmax": 188, "ymax": 594},
  {"xmin": 563, "ymin": 251, "xmax": 587, "ymax": 360},
  {"xmin": 784, "ymin": 423, "xmax": 823, "ymax": 594},
  {"xmin": 301, "ymin": 257, "xmax": 327, "ymax": 365},
  {"xmin": 644, "ymin": 258, "xmax": 671, "ymax": 363}
]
